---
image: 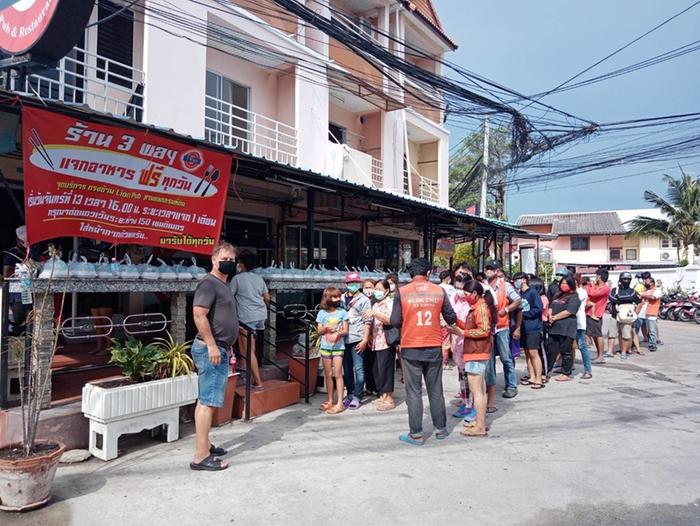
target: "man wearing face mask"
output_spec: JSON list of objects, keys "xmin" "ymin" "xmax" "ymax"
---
[
  {"xmin": 190, "ymin": 241, "xmax": 239, "ymax": 471},
  {"xmin": 608, "ymin": 272, "xmax": 640, "ymax": 359},
  {"xmin": 585, "ymin": 269, "xmax": 611, "ymax": 363},
  {"xmin": 483, "ymin": 261, "xmax": 521, "ymax": 403},
  {"xmin": 342, "ymin": 272, "xmax": 372, "ymax": 409},
  {"xmin": 637, "ymin": 272, "xmax": 661, "ymax": 352},
  {"xmin": 230, "ymin": 253, "xmax": 269, "ymax": 390}
]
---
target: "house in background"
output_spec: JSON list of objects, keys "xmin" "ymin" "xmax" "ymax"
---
[{"xmin": 514, "ymin": 209, "xmax": 680, "ymax": 273}]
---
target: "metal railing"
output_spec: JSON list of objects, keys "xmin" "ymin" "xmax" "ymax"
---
[
  {"xmin": 418, "ymin": 174, "xmax": 440, "ymax": 203},
  {"xmin": 10, "ymin": 47, "xmax": 145, "ymax": 119},
  {"xmin": 371, "ymin": 157, "xmax": 384, "ymax": 187},
  {"xmin": 205, "ymin": 94, "xmax": 298, "ymax": 166}
]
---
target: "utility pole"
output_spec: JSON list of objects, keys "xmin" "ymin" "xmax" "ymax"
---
[
  {"xmin": 479, "ymin": 116, "xmax": 489, "ymax": 219},
  {"xmin": 478, "ymin": 116, "xmax": 489, "ymax": 270}
]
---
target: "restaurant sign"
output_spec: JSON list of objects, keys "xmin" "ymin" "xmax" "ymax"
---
[
  {"xmin": 23, "ymin": 107, "xmax": 232, "ymax": 255},
  {"xmin": 0, "ymin": 1, "xmax": 94, "ymax": 61}
]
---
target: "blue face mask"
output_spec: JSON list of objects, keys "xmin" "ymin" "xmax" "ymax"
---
[
  {"xmin": 347, "ymin": 283, "xmax": 361, "ymax": 294},
  {"xmin": 373, "ymin": 290, "xmax": 386, "ymax": 300}
]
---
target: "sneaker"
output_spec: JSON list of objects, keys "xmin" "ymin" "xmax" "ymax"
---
[
  {"xmin": 452, "ymin": 405, "xmax": 472, "ymax": 418},
  {"xmin": 649, "ymin": 347, "xmax": 657, "ymax": 352},
  {"xmin": 502, "ymin": 388, "xmax": 518, "ymax": 399},
  {"xmin": 462, "ymin": 407, "xmax": 477, "ymax": 422}
]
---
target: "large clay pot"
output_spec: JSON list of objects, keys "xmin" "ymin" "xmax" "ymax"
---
[
  {"xmin": 288, "ymin": 356, "xmax": 320, "ymax": 398},
  {"xmin": 0, "ymin": 441, "xmax": 66, "ymax": 512}
]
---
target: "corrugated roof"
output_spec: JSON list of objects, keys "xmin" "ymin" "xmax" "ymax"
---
[
  {"xmin": 516, "ymin": 211, "xmax": 627, "ymax": 235},
  {"xmin": 400, "ymin": 0, "xmax": 458, "ymax": 49}
]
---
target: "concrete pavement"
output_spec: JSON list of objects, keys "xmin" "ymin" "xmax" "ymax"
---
[{"xmin": 4, "ymin": 320, "xmax": 700, "ymax": 525}]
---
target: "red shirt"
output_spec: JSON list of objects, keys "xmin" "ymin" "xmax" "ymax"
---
[{"xmin": 586, "ymin": 283, "xmax": 610, "ymax": 318}]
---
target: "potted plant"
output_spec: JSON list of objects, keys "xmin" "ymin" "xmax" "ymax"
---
[
  {"xmin": 0, "ymin": 245, "xmax": 67, "ymax": 512},
  {"xmin": 288, "ymin": 316, "xmax": 321, "ymax": 398},
  {"xmin": 81, "ymin": 332, "xmax": 198, "ymax": 461}
]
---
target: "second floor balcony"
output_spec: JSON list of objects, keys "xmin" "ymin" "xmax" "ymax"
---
[
  {"xmin": 204, "ymin": 94, "xmax": 298, "ymax": 167},
  {"xmin": 9, "ymin": 47, "xmax": 145, "ymax": 120}
]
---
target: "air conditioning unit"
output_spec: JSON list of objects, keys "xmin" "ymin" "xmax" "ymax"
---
[{"xmin": 661, "ymin": 252, "xmax": 671, "ymax": 260}]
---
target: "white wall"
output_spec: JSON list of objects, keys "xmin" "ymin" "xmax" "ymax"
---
[
  {"xmin": 607, "ymin": 266, "xmax": 700, "ymax": 292},
  {"xmin": 142, "ymin": 0, "xmax": 208, "ymax": 137},
  {"xmin": 381, "ymin": 109, "xmax": 406, "ymax": 193}
]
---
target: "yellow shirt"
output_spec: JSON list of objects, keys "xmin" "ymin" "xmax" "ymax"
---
[{"xmin": 634, "ymin": 283, "xmax": 645, "ymax": 294}]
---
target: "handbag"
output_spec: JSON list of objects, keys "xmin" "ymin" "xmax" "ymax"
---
[{"xmin": 616, "ymin": 303, "xmax": 638, "ymax": 324}]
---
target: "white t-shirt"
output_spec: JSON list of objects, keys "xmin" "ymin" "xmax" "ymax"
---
[
  {"xmin": 576, "ymin": 287, "xmax": 588, "ymax": 330},
  {"xmin": 638, "ymin": 287, "xmax": 662, "ymax": 319}
]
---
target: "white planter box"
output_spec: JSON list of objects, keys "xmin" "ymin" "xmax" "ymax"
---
[{"xmin": 82, "ymin": 374, "xmax": 198, "ymax": 461}]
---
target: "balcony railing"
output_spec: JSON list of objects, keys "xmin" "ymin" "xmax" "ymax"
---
[
  {"xmin": 418, "ymin": 174, "xmax": 440, "ymax": 203},
  {"xmin": 205, "ymin": 94, "xmax": 298, "ymax": 167},
  {"xmin": 371, "ymin": 157, "xmax": 383, "ymax": 187},
  {"xmin": 10, "ymin": 47, "xmax": 145, "ymax": 119}
]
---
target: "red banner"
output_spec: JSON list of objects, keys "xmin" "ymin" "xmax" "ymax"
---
[{"xmin": 22, "ymin": 107, "xmax": 232, "ymax": 255}]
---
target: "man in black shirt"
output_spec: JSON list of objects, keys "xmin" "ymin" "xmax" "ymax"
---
[
  {"xmin": 608, "ymin": 272, "xmax": 640, "ymax": 357},
  {"xmin": 190, "ymin": 241, "xmax": 239, "ymax": 471}
]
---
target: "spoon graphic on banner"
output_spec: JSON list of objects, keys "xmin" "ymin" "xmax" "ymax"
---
[
  {"xmin": 201, "ymin": 169, "xmax": 220, "ymax": 197},
  {"xmin": 194, "ymin": 165, "xmax": 214, "ymax": 194}
]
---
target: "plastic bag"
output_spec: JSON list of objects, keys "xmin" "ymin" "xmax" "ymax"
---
[
  {"xmin": 190, "ymin": 257, "xmax": 207, "ymax": 280},
  {"xmin": 120, "ymin": 254, "xmax": 141, "ymax": 279},
  {"xmin": 140, "ymin": 255, "xmax": 160, "ymax": 280},
  {"xmin": 38, "ymin": 256, "xmax": 68, "ymax": 279},
  {"xmin": 157, "ymin": 258, "xmax": 177, "ymax": 280},
  {"xmin": 174, "ymin": 260, "xmax": 194, "ymax": 280},
  {"xmin": 96, "ymin": 255, "xmax": 116, "ymax": 279}
]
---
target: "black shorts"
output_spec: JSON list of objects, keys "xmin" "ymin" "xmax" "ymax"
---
[
  {"xmin": 586, "ymin": 316, "xmax": 602, "ymax": 338},
  {"xmin": 520, "ymin": 331, "xmax": 542, "ymax": 350}
]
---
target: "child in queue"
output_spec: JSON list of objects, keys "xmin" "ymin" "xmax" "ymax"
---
[{"xmin": 316, "ymin": 287, "xmax": 349, "ymax": 415}]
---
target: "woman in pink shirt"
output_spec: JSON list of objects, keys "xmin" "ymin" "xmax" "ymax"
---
[{"xmin": 450, "ymin": 275, "xmax": 473, "ymax": 418}]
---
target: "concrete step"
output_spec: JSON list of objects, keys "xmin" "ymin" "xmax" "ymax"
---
[{"xmin": 233, "ymin": 380, "xmax": 299, "ymax": 419}]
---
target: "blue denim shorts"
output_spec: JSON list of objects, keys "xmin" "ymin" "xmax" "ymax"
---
[
  {"xmin": 244, "ymin": 319, "xmax": 266, "ymax": 331},
  {"xmin": 464, "ymin": 360, "xmax": 488, "ymax": 376},
  {"xmin": 191, "ymin": 339, "xmax": 229, "ymax": 408}
]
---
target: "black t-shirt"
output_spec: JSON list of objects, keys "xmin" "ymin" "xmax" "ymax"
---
[
  {"xmin": 193, "ymin": 274, "xmax": 239, "ymax": 345},
  {"xmin": 609, "ymin": 286, "xmax": 640, "ymax": 317},
  {"xmin": 549, "ymin": 293, "xmax": 581, "ymax": 339}
]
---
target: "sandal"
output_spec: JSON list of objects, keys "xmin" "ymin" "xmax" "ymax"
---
[
  {"xmin": 326, "ymin": 405, "xmax": 344, "ymax": 415},
  {"xmin": 399, "ymin": 433, "xmax": 424, "ymax": 446},
  {"xmin": 530, "ymin": 383, "xmax": 545, "ymax": 389},
  {"xmin": 463, "ymin": 420, "xmax": 490, "ymax": 431},
  {"xmin": 319, "ymin": 401, "xmax": 333, "ymax": 411},
  {"xmin": 580, "ymin": 372, "xmax": 592, "ymax": 380},
  {"xmin": 209, "ymin": 444, "xmax": 227, "ymax": 456},
  {"xmin": 377, "ymin": 401, "xmax": 396, "ymax": 412},
  {"xmin": 190, "ymin": 455, "xmax": 228, "ymax": 471},
  {"xmin": 486, "ymin": 406, "xmax": 498, "ymax": 414},
  {"xmin": 460, "ymin": 427, "xmax": 488, "ymax": 437},
  {"xmin": 435, "ymin": 429, "xmax": 449, "ymax": 440},
  {"xmin": 555, "ymin": 375, "xmax": 572, "ymax": 382}
]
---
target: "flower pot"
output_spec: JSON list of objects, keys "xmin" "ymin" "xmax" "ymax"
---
[
  {"xmin": 212, "ymin": 372, "xmax": 239, "ymax": 427},
  {"xmin": 0, "ymin": 441, "xmax": 65, "ymax": 512},
  {"xmin": 82, "ymin": 375, "xmax": 198, "ymax": 460},
  {"xmin": 288, "ymin": 356, "xmax": 320, "ymax": 398}
]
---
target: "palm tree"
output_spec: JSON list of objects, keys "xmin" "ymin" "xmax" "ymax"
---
[{"xmin": 626, "ymin": 170, "xmax": 700, "ymax": 265}]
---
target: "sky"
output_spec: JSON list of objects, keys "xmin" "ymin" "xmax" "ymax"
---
[{"xmin": 433, "ymin": 0, "xmax": 700, "ymax": 220}]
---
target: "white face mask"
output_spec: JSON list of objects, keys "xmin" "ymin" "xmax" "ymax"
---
[{"xmin": 389, "ymin": 283, "xmax": 396, "ymax": 292}]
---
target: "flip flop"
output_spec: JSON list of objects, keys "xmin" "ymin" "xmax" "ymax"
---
[
  {"xmin": 530, "ymin": 383, "xmax": 545, "ymax": 389},
  {"xmin": 460, "ymin": 428, "xmax": 488, "ymax": 437},
  {"xmin": 190, "ymin": 455, "xmax": 228, "ymax": 471},
  {"xmin": 555, "ymin": 375, "xmax": 572, "ymax": 382},
  {"xmin": 319, "ymin": 401, "xmax": 333, "ymax": 411},
  {"xmin": 435, "ymin": 429, "xmax": 449, "ymax": 440},
  {"xmin": 486, "ymin": 406, "xmax": 498, "ymax": 414},
  {"xmin": 209, "ymin": 444, "xmax": 226, "ymax": 456},
  {"xmin": 326, "ymin": 405, "xmax": 344, "ymax": 415},
  {"xmin": 399, "ymin": 433, "xmax": 425, "ymax": 446}
]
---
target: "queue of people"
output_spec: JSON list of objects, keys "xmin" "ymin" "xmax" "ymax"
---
[{"xmin": 190, "ymin": 244, "xmax": 665, "ymax": 469}]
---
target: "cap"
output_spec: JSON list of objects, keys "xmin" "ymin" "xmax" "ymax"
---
[
  {"xmin": 344, "ymin": 271, "xmax": 362, "ymax": 283},
  {"xmin": 484, "ymin": 260, "xmax": 501, "ymax": 270},
  {"xmin": 15, "ymin": 225, "xmax": 26, "ymax": 243},
  {"xmin": 620, "ymin": 272, "xmax": 632, "ymax": 280}
]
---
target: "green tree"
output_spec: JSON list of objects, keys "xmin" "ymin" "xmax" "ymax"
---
[
  {"xmin": 626, "ymin": 170, "xmax": 700, "ymax": 265},
  {"xmin": 449, "ymin": 127, "xmax": 512, "ymax": 219}
]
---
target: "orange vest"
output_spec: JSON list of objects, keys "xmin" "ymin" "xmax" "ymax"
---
[
  {"xmin": 493, "ymin": 279, "xmax": 509, "ymax": 330},
  {"xmin": 399, "ymin": 276, "xmax": 445, "ymax": 348}
]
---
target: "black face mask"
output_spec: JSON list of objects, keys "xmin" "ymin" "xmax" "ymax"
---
[
  {"xmin": 644, "ymin": 283, "xmax": 653, "ymax": 289},
  {"xmin": 218, "ymin": 260, "xmax": 236, "ymax": 275},
  {"xmin": 331, "ymin": 300, "xmax": 342, "ymax": 308}
]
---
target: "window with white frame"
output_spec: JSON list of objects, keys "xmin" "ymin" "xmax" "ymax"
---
[
  {"xmin": 625, "ymin": 248, "xmax": 638, "ymax": 261},
  {"xmin": 205, "ymin": 71, "xmax": 249, "ymax": 150},
  {"xmin": 660, "ymin": 239, "xmax": 679, "ymax": 249},
  {"xmin": 609, "ymin": 248, "xmax": 622, "ymax": 261}
]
